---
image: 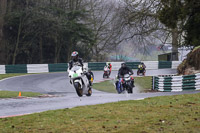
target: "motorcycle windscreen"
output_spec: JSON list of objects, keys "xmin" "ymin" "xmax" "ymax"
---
[{"xmin": 71, "ymin": 66, "xmax": 81, "ymax": 71}]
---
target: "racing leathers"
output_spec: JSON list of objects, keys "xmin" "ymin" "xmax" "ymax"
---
[
  {"xmin": 69, "ymin": 58, "xmax": 93, "ymax": 86},
  {"xmin": 69, "ymin": 58, "xmax": 84, "ymax": 70},
  {"xmin": 116, "ymin": 66, "xmax": 134, "ymax": 93}
]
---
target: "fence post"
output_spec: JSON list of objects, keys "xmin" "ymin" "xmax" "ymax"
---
[{"xmin": 152, "ymin": 76, "xmax": 155, "ymax": 90}]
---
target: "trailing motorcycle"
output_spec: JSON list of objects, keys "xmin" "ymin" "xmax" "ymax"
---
[
  {"xmin": 103, "ymin": 66, "xmax": 110, "ymax": 78},
  {"xmin": 137, "ymin": 65, "xmax": 145, "ymax": 76},
  {"xmin": 68, "ymin": 66, "xmax": 92, "ymax": 97},
  {"xmin": 116, "ymin": 74, "xmax": 134, "ymax": 94}
]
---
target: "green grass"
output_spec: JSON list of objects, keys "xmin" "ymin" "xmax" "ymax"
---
[
  {"xmin": 0, "ymin": 91, "xmax": 41, "ymax": 98},
  {"xmin": 93, "ymin": 76, "xmax": 152, "ymax": 93},
  {"xmin": 135, "ymin": 76, "xmax": 152, "ymax": 92},
  {"xmin": 0, "ymin": 73, "xmax": 28, "ymax": 80},
  {"xmin": 0, "ymin": 93, "xmax": 200, "ymax": 132},
  {"xmin": 0, "ymin": 74, "xmax": 41, "ymax": 98},
  {"xmin": 93, "ymin": 80, "xmax": 116, "ymax": 93}
]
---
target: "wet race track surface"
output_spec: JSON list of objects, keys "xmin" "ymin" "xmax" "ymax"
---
[{"xmin": 0, "ymin": 69, "xmax": 199, "ymax": 118}]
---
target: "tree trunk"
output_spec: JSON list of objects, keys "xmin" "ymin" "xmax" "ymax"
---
[
  {"xmin": 57, "ymin": 42, "xmax": 63, "ymax": 63},
  {"xmin": 54, "ymin": 39, "xmax": 58, "ymax": 63},
  {"xmin": 0, "ymin": 0, "xmax": 7, "ymax": 64},
  {"xmin": 54, "ymin": 36, "xmax": 62, "ymax": 63},
  {"xmin": 171, "ymin": 28, "xmax": 179, "ymax": 61},
  {"xmin": 39, "ymin": 36, "xmax": 43, "ymax": 64},
  {"xmin": 12, "ymin": 17, "xmax": 22, "ymax": 64},
  {"xmin": 67, "ymin": 39, "xmax": 73, "ymax": 62}
]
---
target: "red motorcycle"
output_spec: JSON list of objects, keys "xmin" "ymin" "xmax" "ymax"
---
[{"xmin": 103, "ymin": 66, "xmax": 110, "ymax": 78}]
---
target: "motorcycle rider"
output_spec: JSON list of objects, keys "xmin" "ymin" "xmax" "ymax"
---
[
  {"xmin": 69, "ymin": 51, "xmax": 93, "ymax": 86},
  {"xmin": 138, "ymin": 62, "xmax": 146, "ymax": 73},
  {"xmin": 104, "ymin": 62, "xmax": 112, "ymax": 75},
  {"xmin": 107, "ymin": 63, "xmax": 112, "ymax": 75},
  {"xmin": 115, "ymin": 62, "xmax": 134, "ymax": 93},
  {"xmin": 69, "ymin": 51, "xmax": 83, "ymax": 70}
]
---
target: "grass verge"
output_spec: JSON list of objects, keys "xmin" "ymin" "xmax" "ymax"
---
[
  {"xmin": 93, "ymin": 76, "xmax": 152, "ymax": 93},
  {"xmin": 0, "ymin": 73, "xmax": 41, "ymax": 98},
  {"xmin": 0, "ymin": 73, "xmax": 28, "ymax": 80},
  {"xmin": 0, "ymin": 91, "xmax": 41, "ymax": 98},
  {"xmin": 0, "ymin": 93, "xmax": 200, "ymax": 132},
  {"xmin": 135, "ymin": 76, "xmax": 152, "ymax": 92},
  {"xmin": 93, "ymin": 80, "xmax": 116, "ymax": 93}
]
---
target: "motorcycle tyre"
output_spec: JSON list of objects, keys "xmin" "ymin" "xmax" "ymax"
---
[
  {"xmin": 116, "ymin": 86, "xmax": 122, "ymax": 94},
  {"xmin": 127, "ymin": 83, "xmax": 133, "ymax": 93},
  {"xmin": 103, "ymin": 73, "xmax": 105, "ymax": 78},
  {"xmin": 107, "ymin": 75, "xmax": 109, "ymax": 78},
  {"xmin": 86, "ymin": 87, "xmax": 92, "ymax": 96},
  {"xmin": 128, "ymin": 87, "xmax": 133, "ymax": 93},
  {"xmin": 137, "ymin": 70, "xmax": 139, "ymax": 76},
  {"xmin": 74, "ymin": 82, "xmax": 83, "ymax": 97}
]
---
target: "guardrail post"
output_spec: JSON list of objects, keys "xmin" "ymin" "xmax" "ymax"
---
[{"xmin": 152, "ymin": 76, "xmax": 155, "ymax": 90}]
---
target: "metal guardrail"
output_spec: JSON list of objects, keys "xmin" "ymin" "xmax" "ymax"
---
[
  {"xmin": 88, "ymin": 62, "xmax": 106, "ymax": 71},
  {"xmin": 0, "ymin": 61, "xmax": 182, "ymax": 74},
  {"xmin": 153, "ymin": 73, "xmax": 200, "ymax": 91},
  {"xmin": 158, "ymin": 61, "xmax": 172, "ymax": 69}
]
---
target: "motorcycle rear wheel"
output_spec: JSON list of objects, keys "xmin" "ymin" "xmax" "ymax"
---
[
  {"xmin": 137, "ymin": 70, "xmax": 139, "ymax": 75},
  {"xmin": 74, "ymin": 82, "xmax": 83, "ymax": 97},
  {"xmin": 86, "ymin": 88, "xmax": 92, "ymax": 96}
]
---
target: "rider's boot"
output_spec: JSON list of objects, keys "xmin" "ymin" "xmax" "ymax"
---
[{"xmin": 89, "ymin": 80, "xmax": 93, "ymax": 86}]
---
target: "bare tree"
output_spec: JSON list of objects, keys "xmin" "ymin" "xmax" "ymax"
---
[
  {"xmin": 120, "ymin": 0, "xmax": 187, "ymax": 61},
  {"xmin": 120, "ymin": 0, "xmax": 167, "ymax": 46},
  {"xmin": 86, "ymin": 0, "xmax": 126, "ymax": 61}
]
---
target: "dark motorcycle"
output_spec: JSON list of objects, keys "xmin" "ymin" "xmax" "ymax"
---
[
  {"xmin": 116, "ymin": 74, "xmax": 134, "ymax": 93},
  {"xmin": 137, "ymin": 65, "xmax": 145, "ymax": 76},
  {"xmin": 103, "ymin": 66, "xmax": 110, "ymax": 78}
]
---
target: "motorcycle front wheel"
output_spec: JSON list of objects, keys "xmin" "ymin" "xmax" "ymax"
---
[
  {"xmin": 127, "ymin": 83, "xmax": 133, "ymax": 93},
  {"xmin": 103, "ymin": 73, "xmax": 105, "ymax": 78},
  {"xmin": 128, "ymin": 87, "xmax": 133, "ymax": 93},
  {"xmin": 137, "ymin": 70, "xmax": 139, "ymax": 75},
  {"xmin": 74, "ymin": 82, "xmax": 83, "ymax": 97}
]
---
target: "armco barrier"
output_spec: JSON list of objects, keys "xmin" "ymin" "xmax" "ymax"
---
[
  {"xmin": 143, "ymin": 61, "xmax": 158, "ymax": 70},
  {"xmin": 172, "ymin": 61, "xmax": 182, "ymax": 69},
  {"xmin": 0, "ymin": 61, "xmax": 182, "ymax": 74},
  {"xmin": 27, "ymin": 64, "xmax": 49, "ymax": 73},
  {"xmin": 153, "ymin": 73, "xmax": 200, "ymax": 91},
  {"xmin": 158, "ymin": 61, "xmax": 172, "ymax": 69},
  {"xmin": 109, "ymin": 61, "xmax": 159, "ymax": 70},
  {"xmin": 6, "ymin": 64, "xmax": 27, "ymax": 73},
  {"xmin": 107, "ymin": 62, "xmax": 123, "ymax": 71},
  {"xmin": 0, "ymin": 65, "xmax": 5, "ymax": 74},
  {"xmin": 88, "ymin": 62, "xmax": 106, "ymax": 70},
  {"xmin": 126, "ymin": 62, "xmax": 141, "ymax": 69},
  {"xmin": 48, "ymin": 63, "xmax": 68, "ymax": 72}
]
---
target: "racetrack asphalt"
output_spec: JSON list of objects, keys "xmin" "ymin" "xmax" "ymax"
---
[{"xmin": 1, "ymin": 69, "xmax": 199, "ymax": 118}]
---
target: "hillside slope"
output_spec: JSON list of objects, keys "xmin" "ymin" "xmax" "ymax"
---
[{"xmin": 177, "ymin": 46, "xmax": 200, "ymax": 75}]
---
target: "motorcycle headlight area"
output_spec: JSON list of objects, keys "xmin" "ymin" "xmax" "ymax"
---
[
  {"xmin": 124, "ymin": 78, "xmax": 130, "ymax": 81},
  {"xmin": 73, "ymin": 73, "xmax": 79, "ymax": 78}
]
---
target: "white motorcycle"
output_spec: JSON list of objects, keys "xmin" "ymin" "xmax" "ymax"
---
[
  {"xmin": 103, "ymin": 66, "xmax": 110, "ymax": 78},
  {"xmin": 68, "ymin": 66, "xmax": 92, "ymax": 97}
]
